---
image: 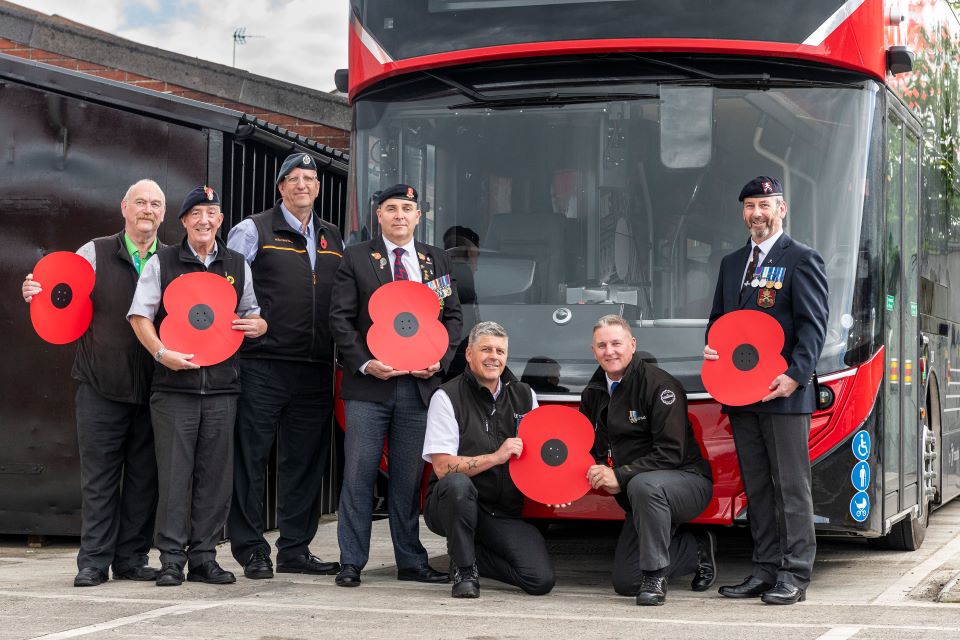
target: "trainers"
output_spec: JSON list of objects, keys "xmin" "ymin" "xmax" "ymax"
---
[
  {"xmin": 691, "ymin": 529, "xmax": 716, "ymax": 592},
  {"xmin": 451, "ymin": 563, "xmax": 480, "ymax": 598}
]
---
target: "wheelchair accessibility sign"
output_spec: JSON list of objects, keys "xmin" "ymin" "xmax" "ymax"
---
[
  {"xmin": 850, "ymin": 491, "xmax": 870, "ymax": 522},
  {"xmin": 852, "ymin": 430, "xmax": 871, "ymax": 461}
]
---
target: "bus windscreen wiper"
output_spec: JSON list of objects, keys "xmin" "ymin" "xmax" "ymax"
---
[{"xmin": 631, "ymin": 56, "xmax": 862, "ymax": 89}]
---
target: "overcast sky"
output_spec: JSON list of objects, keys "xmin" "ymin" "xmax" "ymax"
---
[{"xmin": 12, "ymin": 0, "xmax": 350, "ymax": 92}]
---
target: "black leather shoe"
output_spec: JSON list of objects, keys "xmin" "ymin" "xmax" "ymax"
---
[
  {"xmin": 397, "ymin": 564, "xmax": 449, "ymax": 583},
  {"xmin": 690, "ymin": 530, "xmax": 717, "ymax": 592},
  {"xmin": 335, "ymin": 564, "xmax": 361, "ymax": 587},
  {"xmin": 451, "ymin": 563, "xmax": 480, "ymax": 598},
  {"xmin": 113, "ymin": 565, "xmax": 160, "ymax": 581},
  {"xmin": 74, "ymin": 567, "xmax": 108, "ymax": 587},
  {"xmin": 718, "ymin": 575, "xmax": 774, "ymax": 598},
  {"xmin": 243, "ymin": 550, "xmax": 274, "ymax": 580},
  {"xmin": 636, "ymin": 573, "xmax": 667, "ymax": 606},
  {"xmin": 187, "ymin": 561, "xmax": 236, "ymax": 584},
  {"xmin": 276, "ymin": 553, "xmax": 340, "ymax": 575},
  {"xmin": 761, "ymin": 581, "xmax": 806, "ymax": 605},
  {"xmin": 155, "ymin": 563, "xmax": 185, "ymax": 587}
]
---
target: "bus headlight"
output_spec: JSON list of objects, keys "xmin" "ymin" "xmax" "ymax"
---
[{"xmin": 817, "ymin": 385, "xmax": 835, "ymax": 411}]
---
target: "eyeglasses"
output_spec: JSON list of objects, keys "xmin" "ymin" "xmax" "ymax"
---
[{"xmin": 284, "ymin": 175, "xmax": 319, "ymax": 186}]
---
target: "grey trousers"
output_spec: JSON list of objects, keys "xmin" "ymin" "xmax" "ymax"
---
[
  {"xmin": 151, "ymin": 391, "xmax": 236, "ymax": 569},
  {"xmin": 612, "ymin": 469, "xmax": 713, "ymax": 596},
  {"xmin": 729, "ymin": 412, "xmax": 815, "ymax": 588},
  {"xmin": 424, "ymin": 473, "xmax": 554, "ymax": 595}
]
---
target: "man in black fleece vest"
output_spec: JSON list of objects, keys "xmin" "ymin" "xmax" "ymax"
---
[{"xmin": 422, "ymin": 321, "xmax": 555, "ymax": 599}]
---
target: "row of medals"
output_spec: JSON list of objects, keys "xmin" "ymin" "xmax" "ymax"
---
[{"xmin": 749, "ymin": 266, "xmax": 784, "ymax": 290}]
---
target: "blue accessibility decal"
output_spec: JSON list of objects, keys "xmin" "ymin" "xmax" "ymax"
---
[
  {"xmin": 851, "ymin": 461, "xmax": 870, "ymax": 492},
  {"xmin": 850, "ymin": 491, "xmax": 870, "ymax": 522},
  {"xmin": 852, "ymin": 430, "xmax": 871, "ymax": 461}
]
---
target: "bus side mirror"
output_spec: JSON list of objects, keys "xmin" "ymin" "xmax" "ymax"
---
[
  {"xmin": 660, "ymin": 86, "xmax": 714, "ymax": 169},
  {"xmin": 886, "ymin": 46, "xmax": 914, "ymax": 75},
  {"xmin": 335, "ymin": 69, "xmax": 349, "ymax": 93}
]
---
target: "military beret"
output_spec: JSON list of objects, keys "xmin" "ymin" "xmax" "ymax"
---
[
  {"xmin": 376, "ymin": 183, "xmax": 418, "ymax": 206},
  {"xmin": 738, "ymin": 176, "xmax": 783, "ymax": 202},
  {"xmin": 178, "ymin": 185, "xmax": 220, "ymax": 218},
  {"xmin": 276, "ymin": 152, "xmax": 318, "ymax": 185}
]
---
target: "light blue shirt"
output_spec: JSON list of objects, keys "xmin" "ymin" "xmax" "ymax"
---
[{"xmin": 227, "ymin": 204, "xmax": 317, "ymax": 269}]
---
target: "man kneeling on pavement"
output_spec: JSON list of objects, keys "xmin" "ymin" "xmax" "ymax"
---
[
  {"xmin": 422, "ymin": 321, "xmax": 555, "ymax": 598},
  {"xmin": 580, "ymin": 314, "xmax": 716, "ymax": 606}
]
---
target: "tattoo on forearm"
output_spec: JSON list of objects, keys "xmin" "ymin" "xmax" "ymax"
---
[
  {"xmin": 466, "ymin": 457, "xmax": 480, "ymax": 470},
  {"xmin": 446, "ymin": 462, "xmax": 461, "ymax": 473}
]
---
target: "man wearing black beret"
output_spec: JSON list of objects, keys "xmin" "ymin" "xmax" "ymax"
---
[
  {"xmin": 330, "ymin": 183, "xmax": 462, "ymax": 587},
  {"xmin": 704, "ymin": 176, "xmax": 828, "ymax": 604},
  {"xmin": 226, "ymin": 152, "xmax": 344, "ymax": 579},
  {"xmin": 128, "ymin": 185, "xmax": 267, "ymax": 587}
]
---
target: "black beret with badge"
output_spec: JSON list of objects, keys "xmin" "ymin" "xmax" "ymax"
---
[
  {"xmin": 376, "ymin": 183, "xmax": 418, "ymax": 206},
  {"xmin": 178, "ymin": 185, "xmax": 220, "ymax": 218},
  {"xmin": 276, "ymin": 152, "xmax": 318, "ymax": 185},
  {"xmin": 738, "ymin": 176, "xmax": 783, "ymax": 202}
]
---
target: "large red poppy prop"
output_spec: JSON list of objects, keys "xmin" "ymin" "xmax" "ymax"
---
[
  {"xmin": 702, "ymin": 310, "xmax": 787, "ymax": 406},
  {"xmin": 509, "ymin": 405, "xmax": 594, "ymax": 505},
  {"xmin": 367, "ymin": 280, "xmax": 447, "ymax": 371},
  {"xmin": 159, "ymin": 272, "xmax": 243, "ymax": 366},
  {"xmin": 30, "ymin": 251, "xmax": 95, "ymax": 344}
]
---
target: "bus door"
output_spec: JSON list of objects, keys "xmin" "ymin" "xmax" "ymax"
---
[{"xmin": 882, "ymin": 103, "xmax": 922, "ymax": 523}]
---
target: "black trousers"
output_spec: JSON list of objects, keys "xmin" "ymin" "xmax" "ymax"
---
[
  {"xmin": 151, "ymin": 391, "xmax": 235, "ymax": 569},
  {"xmin": 729, "ymin": 412, "xmax": 815, "ymax": 588},
  {"xmin": 612, "ymin": 469, "xmax": 713, "ymax": 596},
  {"xmin": 75, "ymin": 383, "xmax": 157, "ymax": 573},
  {"xmin": 424, "ymin": 473, "xmax": 554, "ymax": 595},
  {"xmin": 228, "ymin": 359, "xmax": 333, "ymax": 565}
]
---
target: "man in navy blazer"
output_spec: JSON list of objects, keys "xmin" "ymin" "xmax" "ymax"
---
[
  {"xmin": 329, "ymin": 183, "xmax": 463, "ymax": 588},
  {"xmin": 704, "ymin": 176, "xmax": 828, "ymax": 605}
]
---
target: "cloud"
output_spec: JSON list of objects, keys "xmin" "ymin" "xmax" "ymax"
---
[{"xmin": 11, "ymin": 0, "xmax": 349, "ymax": 92}]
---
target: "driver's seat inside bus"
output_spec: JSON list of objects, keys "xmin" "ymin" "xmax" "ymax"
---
[{"xmin": 486, "ymin": 212, "xmax": 567, "ymax": 303}]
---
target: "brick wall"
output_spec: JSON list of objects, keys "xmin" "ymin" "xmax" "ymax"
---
[{"xmin": 0, "ymin": 37, "xmax": 350, "ymax": 150}]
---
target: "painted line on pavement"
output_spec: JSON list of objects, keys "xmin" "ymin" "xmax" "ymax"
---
[
  {"xmin": 814, "ymin": 626, "xmax": 862, "ymax": 640},
  {"xmin": 27, "ymin": 603, "xmax": 221, "ymax": 640},
  {"xmin": 872, "ymin": 534, "xmax": 960, "ymax": 605}
]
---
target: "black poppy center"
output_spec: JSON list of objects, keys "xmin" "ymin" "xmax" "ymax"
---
[
  {"xmin": 732, "ymin": 343, "xmax": 760, "ymax": 371},
  {"xmin": 540, "ymin": 438, "xmax": 568, "ymax": 467},
  {"xmin": 394, "ymin": 312, "xmax": 419, "ymax": 337},
  {"xmin": 188, "ymin": 303, "xmax": 215, "ymax": 330},
  {"xmin": 51, "ymin": 283, "xmax": 72, "ymax": 309}
]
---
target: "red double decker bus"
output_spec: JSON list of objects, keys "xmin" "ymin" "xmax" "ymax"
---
[{"xmin": 338, "ymin": 0, "xmax": 960, "ymax": 549}]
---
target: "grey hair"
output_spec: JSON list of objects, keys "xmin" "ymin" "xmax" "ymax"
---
[
  {"xmin": 123, "ymin": 179, "xmax": 165, "ymax": 204},
  {"xmin": 468, "ymin": 321, "xmax": 509, "ymax": 346},
  {"xmin": 592, "ymin": 314, "xmax": 633, "ymax": 336}
]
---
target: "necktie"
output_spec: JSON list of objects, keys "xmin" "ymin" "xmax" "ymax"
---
[
  {"xmin": 392, "ymin": 247, "xmax": 409, "ymax": 281},
  {"xmin": 741, "ymin": 245, "xmax": 761, "ymax": 293},
  {"xmin": 610, "ymin": 381, "xmax": 619, "ymax": 396}
]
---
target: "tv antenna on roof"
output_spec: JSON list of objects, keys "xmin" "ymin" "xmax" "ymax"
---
[{"xmin": 232, "ymin": 27, "xmax": 264, "ymax": 67}]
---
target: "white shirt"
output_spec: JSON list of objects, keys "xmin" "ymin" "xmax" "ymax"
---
[
  {"xmin": 422, "ymin": 382, "xmax": 539, "ymax": 463},
  {"xmin": 605, "ymin": 373, "xmax": 621, "ymax": 396},
  {"xmin": 741, "ymin": 229, "xmax": 783, "ymax": 285},
  {"xmin": 382, "ymin": 236, "xmax": 422, "ymax": 283}
]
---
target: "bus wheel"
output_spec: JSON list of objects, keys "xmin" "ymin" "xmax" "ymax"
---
[{"xmin": 868, "ymin": 405, "xmax": 937, "ymax": 551}]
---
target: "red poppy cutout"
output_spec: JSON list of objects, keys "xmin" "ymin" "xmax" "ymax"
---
[
  {"xmin": 367, "ymin": 280, "xmax": 447, "ymax": 371},
  {"xmin": 702, "ymin": 310, "xmax": 787, "ymax": 406},
  {"xmin": 159, "ymin": 272, "xmax": 243, "ymax": 366},
  {"xmin": 31, "ymin": 252, "xmax": 95, "ymax": 344},
  {"xmin": 509, "ymin": 405, "xmax": 594, "ymax": 505}
]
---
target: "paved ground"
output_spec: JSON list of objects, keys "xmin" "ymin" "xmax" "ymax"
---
[{"xmin": 2, "ymin": 502, "xmax": 960, "ymax": 640}]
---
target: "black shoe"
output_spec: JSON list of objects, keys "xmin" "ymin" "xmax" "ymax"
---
[
  {"xmin": 243, "ymin": 550, "xmax": 274, "ymax": 580},
  {"xmin": 74, "ymin": 567, "xmax": 108, "ymax": 587},
  {"xmin": 187, "ymin": 561, "xmax": 236, "ymax": 585},
  {"xmin": 718, "ymin": 575, "xmax": 774, "ymax": 598},
  {"xmin": 761, "ymin": 581, "xmax": 806, "ymax": 605},
  {"xmin": 451, "ymin": 563, "xmax": 480, "ymax": 599},
  {"xmin": 636, "ymin": 573, "xmax": 667, "ymax": 606},
  {"xmin": 335, "ymin": 564, "xmax": 361, "ymax": 587},
  {"xmin": 113, "ymin": 565, "xmax": 160, "ymax": 581},
  {"xmin": 276, "ymin": 553, "xmax": 340, "ymax": 575},
  {"xmin": 155, "ymin": 563, "xmax": 185, "ymax": 587},
  {"xmin": 397, "ymin": 564, "xmax": 449, "ymax": 583},
  {"xmin": 690, "ymin": 530, "xmax": 717, "ymax": 592}
]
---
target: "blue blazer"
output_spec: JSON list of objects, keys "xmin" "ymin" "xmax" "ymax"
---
[{"xmin": 706, "ymin": 233, "xmax": 829, "ymax": 414}]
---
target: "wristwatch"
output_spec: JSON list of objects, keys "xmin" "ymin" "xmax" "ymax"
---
[{"xmin": 154, "ymin": 347, "xmax": 166, "ymax": 362}]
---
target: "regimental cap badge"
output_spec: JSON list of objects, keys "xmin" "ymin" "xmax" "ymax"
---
[
  {"xmin": 406, "ymin": 187, "xmax": 415, "ymax": 199},
  {"xmin": 761, "ymin": 180, "xmax": 772, "ymax": 194},
  {"xmin": 204, "ymin": 186, "xmax": 214, "ymax": 201},
  {"xmin": 303, "ymin": 154, "xmax": 311, "ymax": 165}
]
